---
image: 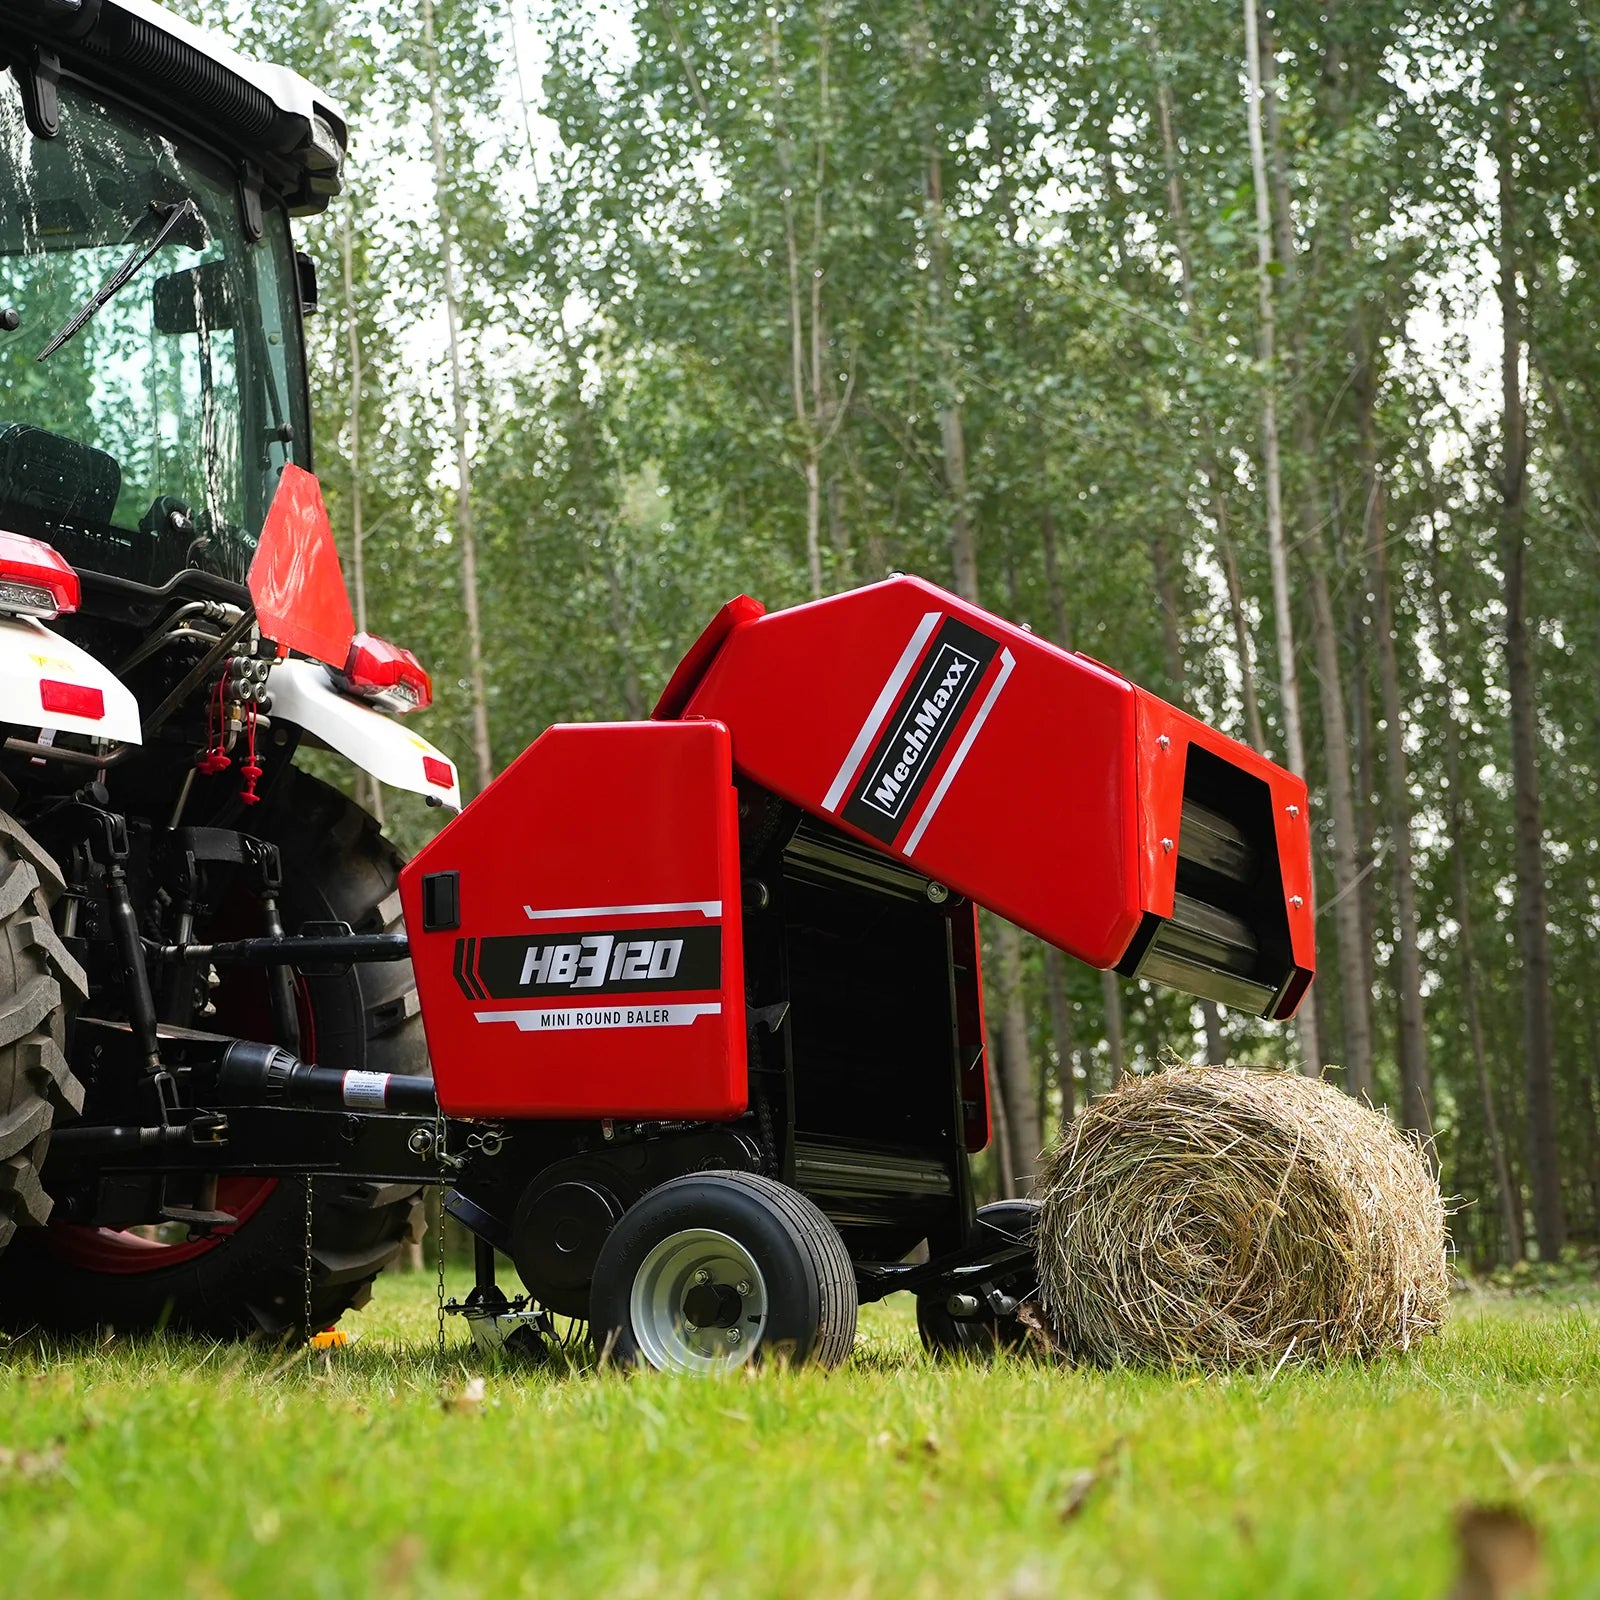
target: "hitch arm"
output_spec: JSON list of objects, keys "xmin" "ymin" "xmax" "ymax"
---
[{"xmin": 148, "ymin": 932, "xmax": 410, "ymax": 967}]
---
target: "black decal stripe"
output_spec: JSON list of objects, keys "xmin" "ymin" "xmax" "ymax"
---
[{"xmin": 452, "ymin": 938, "xmax": 475, "ymax": 1000}]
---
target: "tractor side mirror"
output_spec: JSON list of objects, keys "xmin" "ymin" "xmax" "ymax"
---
[
  {"xmin": 152, "ymin": 261, "xmax": 236, "ymax": 335},
  {"xmin": 296, "ymin": 251, "xmax": 319, "ymax": 316}
]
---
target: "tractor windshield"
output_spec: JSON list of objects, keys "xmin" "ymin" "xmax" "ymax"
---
[{"xmin": 0, "ymin": 70, "xmax": 309, "ymax": 588}]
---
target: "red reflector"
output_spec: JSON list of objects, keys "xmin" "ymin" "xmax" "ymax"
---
[
  {"xmin": 40, "ymin": 679, "xmax": 104, "ymax": 719},
  {"xmin": 344, "ymin": 632, "xmax": 433, "ymax": 712},
  {"xmin": 0, "ymin": 529, "xmax": 80, "ymax": 617},
  {"xmin": 423, "ymin": 756, "xmax": 454, "ymax": 790}
]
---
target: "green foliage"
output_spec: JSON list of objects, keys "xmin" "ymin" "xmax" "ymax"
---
[{"xmin": 168, "ymin": 0, "xmax": 1600, "ymax": 1256}]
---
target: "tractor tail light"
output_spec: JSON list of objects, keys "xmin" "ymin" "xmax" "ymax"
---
[
  {"xmin": 0, "ymin": 530, "xmax": 80, "ymax": 621},
  {"xmin": 338, "ymin": 632, "xmax": 433, "ymax": 714}
]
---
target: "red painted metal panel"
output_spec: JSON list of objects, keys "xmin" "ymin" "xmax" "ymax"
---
[
  {"xmin": 247, "ymin": 466, "xmax": 356, "ymax": 669},
  {"xmin": 1132, "ymin": 689, "xmax": 1315, "ymax": 1007},
  {"xmin": 652, "ymin": 594, "xmax": 765, "ymax": 720},
  {"xmin": 400, "ymin": 720, "xmax": 746, "ymax": 1119},
  {"xmin": 681, "ymin": 576, "xmax": 1145, "ymax": 969}
]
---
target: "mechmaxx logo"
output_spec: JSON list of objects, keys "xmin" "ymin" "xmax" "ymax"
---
[
  {"xmin": 840, "ymin": 614, "xmax": 999, "ymax": 846},
  {"xmin": 864, "ymin": 643, "xmax": 979, "ymax": 817}
]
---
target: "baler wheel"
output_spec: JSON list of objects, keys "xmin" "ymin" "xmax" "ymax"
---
[
  {"xmin": 590, "ymin": 1171, "xmax": 857, "ymax": 1373},
  {"xmin": 916, "ymin": 1199, "xmax": 1042, "ymax": 1359}
]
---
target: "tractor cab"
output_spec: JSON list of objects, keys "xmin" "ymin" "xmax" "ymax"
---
[{"xmin": 0, "ymin": 0, "xmax": 339, "ymax": 596}]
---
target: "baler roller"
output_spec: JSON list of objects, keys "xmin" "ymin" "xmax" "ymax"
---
[{"xmin": 1176, "ymin": 799, "xmax": 1257, "ymax": 886}]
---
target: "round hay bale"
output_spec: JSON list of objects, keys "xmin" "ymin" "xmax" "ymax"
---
[{"xmin": 1035, "ymin": 1065, "xmax": 1449, "ymax": 1369}]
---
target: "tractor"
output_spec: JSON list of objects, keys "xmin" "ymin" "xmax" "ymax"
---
[{"xmin": 0, "ymin": 0, "xmax": 1315, "ymax": 1371}]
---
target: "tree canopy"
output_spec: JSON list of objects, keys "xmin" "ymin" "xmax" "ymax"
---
[{"xmin": 177, "ymin": 0, "xmax": 1600, "ymax": 1265}]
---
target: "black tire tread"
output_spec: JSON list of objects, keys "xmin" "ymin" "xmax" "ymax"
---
[
  {"xmin": 0, "ymin": 811, "xmax": 81, "ymax": 1255},
  {"xmin": 688, "ymin": 1170, "xmax": 858, "ymax": 1368},
  {"xmin": 0, "ymin": 776, "xmax": 422, "ymax": 1335}
]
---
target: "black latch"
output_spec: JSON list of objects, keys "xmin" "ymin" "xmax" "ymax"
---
[{"xmin": 422, "ymin": 871, "xmax": 460, "ymax": 932}]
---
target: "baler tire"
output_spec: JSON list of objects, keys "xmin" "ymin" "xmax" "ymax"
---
[
  {"xmin": 591, "ymin": 1171, "xmax": 858, "ymax": 1372},
  {"xmin": 0, "ymin": 813, "xmax": 85, "ymax": 1263},
  {"xmin": 0, "ymin": 773, "xmax": 425, "ymax": 1340},
  {"xmin": 916, "ymin": 1199, "xmax": 1042, "ymax": 1359}
]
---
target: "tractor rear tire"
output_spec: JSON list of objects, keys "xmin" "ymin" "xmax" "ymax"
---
[
  {"xmin": 916, "ymin": 1199, "xmax": 1042, "ymax": 1359},
  {"xmin": 0, "ymin": 773, "xmax": 424, "ymax": 1340},
  {"xmin": 0, "ymin": 813, "xmax": 86, "ymax": 1260},
  {"xmin": 591, "ymin": 1171, "xmax": 858, "ymax": 1372}
]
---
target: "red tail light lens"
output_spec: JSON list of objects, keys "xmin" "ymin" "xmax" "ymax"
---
[
  {"xmin": 340, "ymin": 633, "xmax": 433, "ymax": 714},
  {"xmin": 0, "ymin": 530, "xmax": 80, "ymax": 621}
]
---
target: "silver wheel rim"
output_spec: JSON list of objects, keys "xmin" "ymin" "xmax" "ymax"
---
[{"xmin": 628, "ymin": 1227, "xmax": 769, "ymax": 1373}]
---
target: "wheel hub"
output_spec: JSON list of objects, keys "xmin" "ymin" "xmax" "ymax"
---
[
  {"xmin": 682, "ymin": 1280, "xmax": 742, "ymax": 1329},
  {"xmin": 629, "ymin": 1227, "xmax": 768, "ymax": 1372}
]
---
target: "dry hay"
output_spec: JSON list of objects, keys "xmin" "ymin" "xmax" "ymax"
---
[{"xmin": 1034, "ymin": 1064, "xmax": 1449, "ymax": 1370}]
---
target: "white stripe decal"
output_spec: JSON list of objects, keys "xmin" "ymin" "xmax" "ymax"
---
[
  {"xmin": 476, "ymin": 1002, "xmax": 723, "ymax": 1032},
  {"xmin": 821, "ymin": 611, "xmax": 942, "ymax": 813},
  {"xmin": 903, "ymin": 647, "xmax": 1015, "ymax": 854},
  {"xmin": 522, "ymin": 901, "xmax": 722, "ymax": 922}
]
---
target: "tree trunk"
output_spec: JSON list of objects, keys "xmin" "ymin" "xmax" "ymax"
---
[
  {"xmin": 1217, "ymin": 513, "xmax": 1267, "ymax": 756},
  {"xmin": 1101, "ymin": 969, "xmax": 1125, "ymax": 1083},
  {"xmin": 1303, "ymin": 559, "xmax": 1372, "ymax": 1095},
  {"xmin": 1040, "ymin": 505, "xmax": 1070, "ymax": 651},
  {"xmin": 1348, "ymin": 585, "xmax": 1378, "ymax": 1052},
  {"xmin": 1151, "ymin": 532, "xmax": 1184, "ymax": 696},
  {"xmin": 1242, "ymin": 0, "xmax": 1321, "ymax": 1077},
  {"xmin": 1044, "ymin": 945, "xmax": 1076, "ymax": 1125},
  {"xmin": 1368, "ymin": 467, "xmax": 1433, "ymax": 1146},
  {"xmin": 338, "ymin": 202, "xmax": 384, "ymax": 827},
  {"xmin": 917, "ymin": 54, "xmax": 1033, "ymax": 1174},
  {"xmin": 826, "ymin": 475, "xmax": 851, "ymax": 586},
  {"xmin": 1149, "ymin": 62, "xmax": 1265, "ymax": 757},
  {"xmin": 1253, "ymin": 32, "xmax": 1372, "ymax": 1092},
  {"xmin": 598, "ymin": 519, "xmax": 645, "ymax": 720},
  {"xmin": 1042, "ymin": 506, "xmax": 1127, "ymax": 1082},
  {"xmin": 1582, "ymin": 1026, "xmax": 1600, "ymax": 1244},
  {"xmin": 923, "ymin": 137, "xmax": 979, "ymax": 606},
  {"xmin": 770, "ymin": 4, "xmax": 836, "ymax": 599},
  {"xmin": 1498, "ymin": 119, "xmax": 1565, "ymax": 1258},
  {"xmin": 1425, "ymin": 519, "xmax": 1524, "ymax": 1262},
  {"xmin": 986, "ymin": 1019, "xmax": 1017, "ymax": 1201},
  {"xmin": 421, "ymin": 0, "xmax": 493, "ymax": 794}
]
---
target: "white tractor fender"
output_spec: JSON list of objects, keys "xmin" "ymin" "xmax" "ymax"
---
[
  {"xmin": 0, "ymin": 615, "xmax": 143, "ymax": 744},
  {"xmin": 266, "ymin": 657, "xmax": 462, "ymax": 812}
]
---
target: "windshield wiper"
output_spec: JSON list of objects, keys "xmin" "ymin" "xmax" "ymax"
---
[{"xmin": 37, "ymin": 199, "xmax": 204, "ymax": 363}]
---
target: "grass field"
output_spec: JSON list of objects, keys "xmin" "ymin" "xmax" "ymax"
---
[{"xmin": 0, "ymin": 1273, "xmax": 1595, "ymax": 1599}]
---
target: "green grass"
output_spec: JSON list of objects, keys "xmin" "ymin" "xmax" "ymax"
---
[{"xmin": 0, "ymin": 1276, "xmax": 1596, "ymax": 1599}]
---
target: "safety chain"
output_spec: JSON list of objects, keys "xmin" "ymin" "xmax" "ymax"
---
[
  {"xmin": 434, "ymin": 1110, "xmax": 447, "ymax": 1363},
  {"xmin": 303, "ymin": 1172, "xmax": 315, "ymax": 1341}
]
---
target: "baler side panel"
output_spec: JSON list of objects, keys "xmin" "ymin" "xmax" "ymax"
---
[
  {"xmin": 1129, "ymin": 691, "xmax": 1315, "ymax": 1017},
  {"xmin": 399, "ymin": 720, "xmax": 747, "ymax": 1119},
  {"xmin": 1132, "ymin": 690, "xmax": 1315, "ymax": 976},
  {"xmin": 681, "ymin": 577, "xmax": 1145, "ymax": 971}
]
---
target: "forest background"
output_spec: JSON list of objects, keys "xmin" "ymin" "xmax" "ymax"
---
[{"xmin": 178, "ymin": 0, "xmax": 1599, "ymax": 1269}]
